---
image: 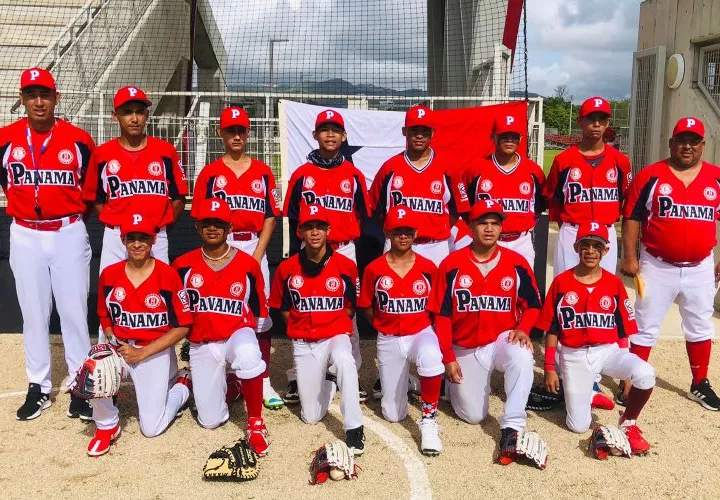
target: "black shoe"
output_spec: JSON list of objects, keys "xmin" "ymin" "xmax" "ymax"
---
[
  {"xmin": 180, "ymin": 340, "xmax": 190, "ymax": 362},
  {"xmin": 68, "ymin": 394, "xmax": 93, "ymax": 421},
  {"xmin": 284, "ymin": 380, "xmax": 300, "ymax": 405},
  {"xmin": 614, "ymin": 381, "xmax": 628, "ymax": 407},
  {"xmin": 372, "ymin": 378, "xmax": 382, "ymax": 400},
  {"xmin": 16, "ymin": 383, "xmax": 51, "ymax": 421},
  {"xmin": 346, "ymin": 425, "xmax": 365, "ymax": 456},
  {"xmin": 358, "ymin": 383, "xmax": 368, "ymax": 403},
  {"xmin": 688, "ymin": 378, "xmax": 720, "ymax": 411},
  {"xmin": 496, "ymin": 427, "xmax": 519, "ymax": 464}
]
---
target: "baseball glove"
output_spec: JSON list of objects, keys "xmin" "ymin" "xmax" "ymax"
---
[
  {"xmin": 309, "ymin": 440, "xmax": 358, "ymax": 484},
  {"xmin": 588, "ymin": 425, "xmax": 632, "ymax": 460},
  {"xmin": 526, "ymin": 384, "xmax": 563, "ymax": 411},
  {"xmin": 69, "ymin": 343, "xmax": 128, "ymax": 399},
  {"xmin": 203, "ymin": 440, "xmax": 259, "ymax": 482}
]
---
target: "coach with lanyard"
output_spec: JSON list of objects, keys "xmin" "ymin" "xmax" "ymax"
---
[{"xmin": 0, "ymin": 68, "xmax": 95, "ymax": 421}]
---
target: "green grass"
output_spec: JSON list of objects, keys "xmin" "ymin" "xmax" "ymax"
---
[{"xmin": 543, "ymin": 149, "xmax": 562, "ymax": 175}]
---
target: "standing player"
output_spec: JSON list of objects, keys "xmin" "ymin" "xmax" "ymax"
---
[
  {"xmin": 270, "ymin": 204, "xmax": 366, "ymax": 456},
  {"xmin": 283, "ymin": 109, "xmax": 370, "ymax": 402},
  {"xmin": 88, "ymin": 214, "xmax": 192, "ymax": 456},
  {"xmin": 358, "ymin": 206, "xmax": 444, "ymax": 456},
  {"xmin": 464, "ymin": 113, "xmax": 545, "ymax": 267},
  {"xmin": 1, "ymin": 68, "xmax": 95, "ymax": 421},
  {"xmin": 539, "ymin": 222, "xmax": 655, "ymax": 454},
  {"xmin": 428, "ymin": 200, "xmax": 543, "ymax": 464},
  {"xmin": 173, "ymin": 199, "xmax": 271, "ymax": 455},
  {"xmin": 621, "ymin": 117, "xmax": 720, "ymax": 411},
  {"xmin": 191, "ymin": 106, "xmax": 283, "ymax": 410}
]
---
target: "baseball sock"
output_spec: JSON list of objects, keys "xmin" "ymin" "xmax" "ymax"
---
[
  {"xmin": 420, "ymin": 375, "xmax": 442, "ymax": 420},
  {"xmin": 630, "ymin": 343, "xmax": 652, "ymax": 362},
  {"xmin": 686, "ymin": 339, "xmax": 711, "ymax": 385},
  {"xmin": 622, "ymin": 386, "xmax": 653, "ymax": 421},
  {"xmin": 242, "ymin": 375, "xmax": 263, "ymax": 419},
  {"xmin": 258, "ymin": 335, "xmax": 271, "ymax": 379}
]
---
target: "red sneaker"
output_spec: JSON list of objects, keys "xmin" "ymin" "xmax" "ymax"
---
[
  {"xmin": 226, "ymin": 373, "xmax": 244, "ymax": 405},
  {"xmin": 591, "ymin": 391, "xmax": 615, "ymax": 410},
  {"xmin": 621, "ymin": 421, "xmax": 650, "ymax": 455},
  {"xmin": 246, "ymin": 416, "xmax": 269, "ymax": 456},
  {"xmin": 87, "ymin": 425, "xmax": 121, "ymax": 457}
]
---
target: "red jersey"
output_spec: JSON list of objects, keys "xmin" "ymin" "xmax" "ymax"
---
[
  {"xmin": 191, "ymin": 158, "xmax": 281, "ymax": 233},
  {"xmin": 98, "ymin": 260, "xmax": 192, "ymax": 344},
  {"xmin": 358, "ymin": 253, "xmax": 436, "ymax": 336},
  {"xmin": 83, "ymin": 136, "xmax": 188, "ymax": 228},
  {"xmin": 536, "ymin": 269, "xmax": 637, "ymax": 348},
  {"xmin": 370, "ymin": 150, "xmax": 470, "ymax": 240},
  {"xmin": 464, "ymin": 154, "xmax": 546, "ymax": 233},
  {"xmin": 270, "ymin": 250, "xmax": 358, "ymax": 341},
  {"xmin": 428, "ymin": 246, "xmax": 541, "ymax": 362},
  {"xmin": 623, "ymin": 160, "xmax": 720, "ymax": 263},
  {"xmin": 544, "ymin": 144, "xmax": 632, "ymax": 224},
  {"xmin": 284, "ymin": 160, "xmax": 370, "ymax": 245},
  {"xmin": 0, "ymin": 118, "xmax": 95, "ymax": 220},
  {"xmin": 172, "ymin": 249, "xmax": 268, "ymax": 343}
]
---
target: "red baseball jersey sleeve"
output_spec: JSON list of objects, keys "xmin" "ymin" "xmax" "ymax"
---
[
  {"xmin": 465, "ymin": 154, "xmax": 546, "ymax": 233},
  {"xmin": 0, "ymin": 118, "xmax": 95, "ymax": 220},
  {"xmin": 427, "ymin": 246, "xmax": 542, "ymax": 362},
  {"xmin": 83, "ymin": 136, "xmax": 188, "ymax": 228},
  {"xmin": 536, "ymin": 269, "xmax": 637, "ymax": 348},
  {"xmin": 623, "ymin": 160, "xmax": 720, "ymax": 263},
  {"xmin": 269, "ymin": 251, "xmax": 358, "ymax": 341},
  {"xmin": 191, "ymin": 158, "xmax": 281, "ymax": 233},
  {"xmin": 97, "ymin": 260, "xmax": 192, "ymax": 344},
  {"xmin": 369, "ymin": 151, "xmax": 470, "ymax": 240},
  {"xmin": 172, "ymin": 249, "xmax": 269, "ymax": 343},
  {"xmin": 543, "ymin": 144, "xmax": 632, "ymax": 224},
  {"xmin": 358, "ymin": 253, "xmax": 436, "ymax": 336}
]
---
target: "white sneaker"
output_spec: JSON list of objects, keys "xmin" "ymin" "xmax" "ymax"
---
[
  {"xmin": 263, "ymin": 378, "xmax": 284, "ymax": 410},
  {"xmin": 419, "ymin": 418, "xmax": 442, "ymax": 456}
]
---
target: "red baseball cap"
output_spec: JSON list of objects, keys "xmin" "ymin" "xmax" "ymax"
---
[
  {"xmin": 194, "ymin": 198, "xmax": 232, "ymax": 224},
  {"xmin": 578, "ymin": 96, "xmax": 611, "ymax": 117},
  {"xmin": 120, "ymin": 213, "xmax": 157, "ymax": 238},
  {"xmin": 20, "ymin": 68, "xmax": 56, "ymax": 91},
  {"xmin": 672, "ymin": 117, "xmax": 705, "ymax": 138},
  {"xmin": 384, "ymin": 205, "xmax": 418, "ymax": 232},
  {"xmin": 220, "ymin": 106, "xmax": 250, "ymax": 129},
  {"xmin": 469, "ymin": 199, "xmax": 507, "ymax": 222},
  {"xmin": 493, "ymin": 114, "xmax": 524, "ymax": 135},
  {"xmin": 404, "ymin": 105, "xmax": 434, "ymax": 129},
  {"xmin": 298, "ymin": 204, "xmax": 330, "ymax": 227},
  {"xmin": 575, "ymin": 222, "xmax": 609, "ymax": 245},
  {"xmin": 315, "ymin": 109, "xmax": 345, "ymax": 130},
  {"xmin": 113, "ymin": 86, "xmax": 152, "ymax": 110}
]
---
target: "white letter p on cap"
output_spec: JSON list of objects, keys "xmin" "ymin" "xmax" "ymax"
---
[
  {"xmin": 417, "ymin": 108, "xmax": 425, "ymax": 119},
  {"xmin": 133, "ymin": 214, "xmax": 143, "ymax": 225},
  {"xmin": 506, "ymin": 116, "xmax": 514, "ymax": 125},
  {"xmin": 128, "ymin": 87, "xmax": 138, "ymax": 97},
  {"xmin": 30, "ymin": 70, "xmax": 40, "ymax": 80},
  {"xmin": 687, "ymin": 118, "xmax": 696, "ymax": 128},
  {"xmin": 326, "ymin": 111, "xmax": 334, "ymax": 119},
  {"xmin": 397, "ymin": 208, "xmax": 407, "ymax": 219},
  {"xmin": 211, "ymin": 200, "xmax": 220, "ymax": 211},
  {"xmin": 590, "ymin": 222, "xmax": 600, "ymax": 232},
  {"xmin": 231, "ymin": 108, "xmax": 240, "ymax": 119},
  {"xmin": 594, "ymin": 98, "xmax": 603, "ymax": 108},
  {"xmin": 309, "ymin": 205, "xmax": 319, "ymax": 216}
]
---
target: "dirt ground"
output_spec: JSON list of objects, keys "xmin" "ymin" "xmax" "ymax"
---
[{"xmin": 0, "ymin": 335, "xmax": 719, "ymax": 499}]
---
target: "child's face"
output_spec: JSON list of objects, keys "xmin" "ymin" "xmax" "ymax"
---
[{"xmin": 575, "ymin": 239, "xmax": 609, "ymax": 269}]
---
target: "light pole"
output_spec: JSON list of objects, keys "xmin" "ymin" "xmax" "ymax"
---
[
  {"xmin": 269, "ymin": 38, "xmax": 289, "ymax": 89},
  {"xmin": 568, "ymin": 94, "xmax": 574, "ymax": 135}
]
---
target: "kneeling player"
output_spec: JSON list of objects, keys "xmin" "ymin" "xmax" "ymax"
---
[
  {"xmin": 358, "ymin": 206, "xmax": 443, "ymax": 455},
  {"xmin": 173, "ymin": 199, "xmax": 271, "ymax": 456},
  {"xmin": 428, "ymin": 200, "xmax": 543, "ymax": 465},
  {"xmin": 89, "ymin": 215, "xmax": 193, "ymax": 456},
  {"xmin": 539, "ymin": 222, "xmax": 655, "ymax": 454},
  {"xmin": 270, "ymin": 204, "xmax": 365, "ymax": 456}
]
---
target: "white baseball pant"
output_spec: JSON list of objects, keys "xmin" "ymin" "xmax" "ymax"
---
[
  {"xmin": 9, "ymin": 219, "xmax": 92, "ymax": 393},
  {"xmin": 498, "ymin": 231, "xmax": 535, "ymax": 269},
  {"xmin": 292, "ymin": 334, "xmax": 363, "ymax": 430},
  {"xmin": 630, "ymin": 249, "xmax": 716, "ymax": 347},
  {"xmin": 376, "ymin": 326, "xmax": 444, "ymax": 422},
  {"xmin": 91, "ymin": 345, "xmax": 189, "ymax": 436},
  {"xmin": 448, "ymin": 330, "xmax": 534, "ymax": 431},
  {"xmin": 560, "ymin": 342, "xmax": 655, "ymax": 433},
  {"xmin": 554, "ymin": 223, "xmax": 617, "ymax": 277},
  {"xmin": 189, "ymin": 327, "xmax": 266, "ymax": 429},
  {"xmin": 227, "ymin": 235, "xmax": 270, "ymax": 299},
  {"xmin": 384, "ymin": 237, "xmax": 451, "ymax": 264}
]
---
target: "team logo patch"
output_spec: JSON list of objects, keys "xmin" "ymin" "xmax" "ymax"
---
[
  {"xmin": 458, "ymin": 182, "xmax": 468, "ymax": 201},
  {"xmin": 659, "ymin": 183, "xmax": 672, "ymax": 195},
  {"xmin": 606, "ymin": 168, "xmax": 618, "ymax": 183},
  {"xmin": 57, "ymin": 149, "xmax": 74, "ymax": 165},
  {"xmin": 178, "ymin": 160, "xmax": 187, "ymax": 181},
  {"xmin": 215, "ymin": 175, "xmax": 228, "ymax": 189},
  {"xmin": 11, "ymin": 147, "xmax": 25, "ymax": 161},
  {"xmin": 290, "ymin": 275, "xmax": 304, "ymax": 289},
  {"xmin": 230, "ymin": 282, "xmax": 245, "ymax": 297},
  {"xmin": 519, "ymin": 182, "xmax": 531, "ymax": 195},
  {"xmin": 325, "ymin": 277, "xmax": 340, "ymax": 292},
  {"xmin": 114, "ymin": 287, "xmax": 126, "ymax": 302},
  {"xmin": 392, "ymin": 176, "xmax": 404, "ymax": 189},
  {"xmin": 340, "ymin": 179, "xmax": 352, "ymax": 194},
  {"xmin": 704, "ymin": 187, "xmax": 717, "ymax": 201},
  {"xmin": 144, "ymin": 293, "xmax": 162, "ymax": 309},
  {"xmin": 458, "ymin": 274, "xmax": 473, "ymax": 288},
  {"xmin": 430, "ymin": 180, "xmax": 442, "ymax": 194},
  {"xmin": 500, "ymin": 276, "xmax": 515, "ymax": 291},
  {"xmin": 108, "ymin": 159, "xmax": 121, "ymax": 174},
  {"xmin": 412, "ymin": 279, "xmax": 427, "ymax": 295},
  {"xmin": 148, "ymin": 161, "xmax": 163, "ymax": 176},
  {"xmin": 251, "ymin": 179, "xmax": 264, "ymax": 194},
  {"xmin": 569, "ymin": 168, "xmax": 582, "ymax": 181},
  {"xmin": 564, "ymin": 291, "xmax": 579, "ymax": 306},
  {"xmin": 624, "ymin": 298, "xmax": 635, "ymax": 321},
  {"xmin": 304, "ymin": 176, "xmax": 316, "ymax": 189},
  {"xmin": 481, "ymin": 179, "xmax": 493, "ymax": 192},
  {"xmin": 599, "ymin": 296, "xmax": 613, "ymax": 310},
  {"xmin": 190, "ymin": 273, "xmax": 204, "ymax": 288},
  {"xmin": 271, "ymin": 188, "xmax": 280, "ymax": 204},
  {"xmin": 379, "ymin": 276, "xmax": 394, "ymax": 290}
]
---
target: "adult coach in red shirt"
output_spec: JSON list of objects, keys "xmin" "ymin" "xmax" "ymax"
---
[
  {"xmin": 1, "ymin": 68, "xmax": 95, "ymax": 421},
  {"xmin": 621, "ymin": 117, "xmax": 720, "ymax": 411}
]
